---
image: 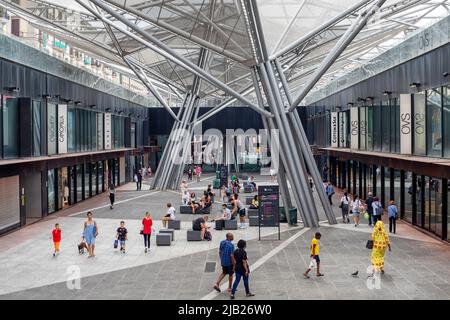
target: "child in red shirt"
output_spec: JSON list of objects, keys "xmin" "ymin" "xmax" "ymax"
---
[{"xmin": 52, "ymin": 223, "xmax": 61, "ymax": 257}]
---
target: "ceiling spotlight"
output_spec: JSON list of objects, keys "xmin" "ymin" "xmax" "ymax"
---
[
  {"xmin": 357, "ymin": 97, "xmax": 366, "ymax": 103},
  {"xmin": 105, "ymin": 107, "xmax": 111, "ymax": 112},
  {"xmin": 74, "ymin": 101, "xmax": 81, "ymax": 105},
  {"xmin": 42, "ymin": 94, "xmax": 51, "ymax": 99},
  {"xmin": 409, "ymin": 82, "xmax": 420, "ymax": 88},
  {"xmin": 367, "ymin": 97, "xmax": 374, "ymax": 101},
  {"xmin": 89, "ymin": 104, "xmax": 96, "ymax": 109},
  {"xmin": 383, "ymin": 91, "xmax": 392, "ymax": 96},
  {"xmin": 443, "ymin": 72, "xmax": 450, "ymax": 78},
  {"xmin": 347, "ymin": 102, "xmax": 354, "ymax": 107}
]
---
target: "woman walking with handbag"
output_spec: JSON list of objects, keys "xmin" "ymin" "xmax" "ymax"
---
[
  {"xmin": 141, "ymin": 212, "xmax": 153, "ymax": 253},
  {"xmin": 371, "ymin": 221, "xmax": 391, "ymax": 274},
  {"xmin": 339, "ymin": 192, "xmax": 351, "ymax": 223},
  {"xmin": 350, "ymin": 195, "xmax": 362, "ymax": 227}
]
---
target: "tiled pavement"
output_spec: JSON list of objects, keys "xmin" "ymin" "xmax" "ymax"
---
[{"xmin": 0, "ymin": 174, "xmax": 449, "ymax": 300}]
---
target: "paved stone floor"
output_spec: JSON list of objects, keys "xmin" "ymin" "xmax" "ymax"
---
[{"xmin": 0, "ymin": 174, "xmax": 449, "ymax": 300}]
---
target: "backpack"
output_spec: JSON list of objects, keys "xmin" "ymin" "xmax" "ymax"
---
[
  {"xmin": 204, "ymin": 230, "xmax": 212, "ymax": 241},
  {"xmin": 376, "ymin": 204, "xmax": 384, "ymax": 215}
]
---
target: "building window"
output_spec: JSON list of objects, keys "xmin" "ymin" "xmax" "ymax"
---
[
  {"xmin": 47, "ymin": 169, "xmax": 56, "ymax": 214},
  {"xmin": 404, "ymin": 171, "xmax": 413, "ymax": 223},
  {"xmin": 68, "ymin": 107, "xmax": 76, "ymax": 153},
  {"xmin": 32, "ymin": 100, "xmax": 42, "ymax": 156},
  {"xmin": 372, "ymin": 104, "xmax": 382, "ymax": 151},
  {"xmin": 47, "ymin": 103, "xmax": 57, "ymax": 155},
  {"xmin": 391, "ymin": 98, "xmax": 400, "ymax": 153},
  {"xmin": 2, "ymin": 96, "xmax": 19, "ymax": 158},
  {"xmin": 84, "ymin": 163, "xmax": 90, "ymax": 199},
  {"xmin": 76, "ymin": 164, "xmax": 83, "ymax": 201},
  {"xmin": 426, "ymin": 88, "xmax": 442, "ymax": 157},
  {"xmin": 443, "ymin": 86, "xmax": 450, "ymax": 158}
]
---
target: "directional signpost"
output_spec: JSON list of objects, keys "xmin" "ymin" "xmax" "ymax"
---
[{"xmin": 258, "ymin": 185, "xmax": 280, "ymax": 240}]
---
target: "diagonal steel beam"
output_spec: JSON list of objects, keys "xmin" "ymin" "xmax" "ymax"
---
[
  {"xmin": 86, "ymin": 0, "xmax": 273, "ymax": 119},
  {"xmin": 288, "ymin": 0, "xmax": 387, "ymax": 111},
  {"xmin": 101, "ymin": 0, "xmax": 248, "ymax": 62}
]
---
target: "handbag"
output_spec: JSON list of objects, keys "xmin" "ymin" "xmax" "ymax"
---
[
  {"xmin": 338, "ymin": 201, "xmax": 343, "ymax": 209},
  {"xmin": 114, "ymin": 239, "xmax": 118, "ymax": 249},
  {"xmin": 366, "ymin": 240, "xmax": 374, "ymax": 249},
  {"xmin": 140, "ymin": 229, "xmax": 143, "ymax": 235}
]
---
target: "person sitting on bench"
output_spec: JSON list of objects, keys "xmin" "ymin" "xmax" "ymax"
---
[
  {"xmin": 189, "ymin": 192, "xmax": 200, "ymax": 214},
  {"xmin": 201, "ymin": 191, "xmax": 212, "ymax": 209},
  {"xmin": 162, "ymin": 203, "xmax": 176, "ymax": 228},
  {"xmin": 193, "ymin": 215, "xmax": 209, "ymax": 240},
  {"xmin": 249, "ymin": 195, "xmax": 259, "ymax": 209},
  {"xmin": 248, "ymin": 176, "xmax": 257, "ymax": 191},
  {"xmin": 212, "ymin": 204, "xmax": 233, "ymax": 222}
]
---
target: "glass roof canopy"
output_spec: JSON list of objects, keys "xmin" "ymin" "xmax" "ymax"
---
[{"xmin": 1, "ymin": 0, "xmax": 449, "ymax": 108}]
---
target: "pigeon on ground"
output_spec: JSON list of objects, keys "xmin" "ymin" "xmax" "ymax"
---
[{"xmin": 351, "ymin": 270, "xmax": 359, "ymax": 277}]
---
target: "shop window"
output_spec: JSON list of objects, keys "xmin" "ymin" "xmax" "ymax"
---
[
  {"xmin": 443, "ymin": 86, "xmax": 450, "ymax": 158},
  {"xmin": 76, "ymin": 164, "xmax": 83, "ymax": 201},
  {"xmin": 426, "ymin": 88, "xmax": 442, "ymax": 157},
  {"xmin": 47, "ymin": 169, "xmax": 56, "ymax": 214},
  {"xmin": 84, "ymin": 163, "xmax": 91, "ymax": 199},
  {"xmin": 404, "ymin": 171, "xmax": 413, "ymax": 223},
  {"xmin": 32, "ymin": 101, "xmax": 42, "ymax": 156},
  {"xmin": 68, "ymin": 107, "xmax": 76, "ymax": 153},
  {"xmin": 372, "ymin": 104, "xmax": 382, "ymax": 151},
  {"xmin": 2, "ymin": 96, "xmax": 19, "ymax": 158}
]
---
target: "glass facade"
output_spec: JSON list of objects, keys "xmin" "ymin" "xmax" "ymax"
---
[
  {"xmin": 47, "ymin": 169, "xmax": 56, "ymax": 214},
  {"xmin": 32, "ymin": 100, "xmax": 42, "ymax": 157},
  {"xmin": 47, "ymin": 103, "xmax": 57, "ymax": 155},
  {"xmin": 426, "ymin": 89, "xmax": 442, "ymax": 157},
  {"xmin": 328, "ymin": 157, "xmax": 448, "ymax": 241},
  {"xmin": 2, "ymin": 96, "xmax": 19, "ymax": 158}
]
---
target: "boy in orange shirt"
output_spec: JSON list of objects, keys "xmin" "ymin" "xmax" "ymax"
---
[{"xmin": 52, "ymin": 223, "xmax": 61, "ymax": 257}]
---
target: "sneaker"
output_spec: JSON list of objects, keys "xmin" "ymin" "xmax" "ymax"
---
[
  {"xmin": 213, "ymin": 285, "xmax": 221, "ymax": 293},
  {"xmin": 230, "ymin": 294, "xmax": 235, "ymax": 300},
  {"xmin": 52, "ymin": 253, "xmax": 55, "ymax": 257},
  {"xmin": 303, "ymin": 273, "xmax": 310, "ymax": 279},
  {"xmin": 145, "ymin": 248, "xmax": 147, "ymax": 253},
  {"xmin": 246, "ymin": 293, "xmax": 255, "ymax": 297}
]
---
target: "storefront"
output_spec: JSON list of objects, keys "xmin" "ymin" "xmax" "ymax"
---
[{"xmin": 327, "ymin": 154, "xmax": 449, "ymax": 242}]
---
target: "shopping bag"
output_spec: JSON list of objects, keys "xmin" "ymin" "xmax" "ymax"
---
[
  {"xmin": 364, "ymin": 211, "xmax": 369, "ymax": 220},
  {"xmin": 308, "ymin": 257, "xmax": 317, "ymax": 269},
  {"xmin": 113, "ymin": 239, "xmax": 118, "ymax": 249}
]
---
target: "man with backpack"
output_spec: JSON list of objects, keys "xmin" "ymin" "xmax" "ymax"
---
[
  {"xmin": 325, "ymin": 182, "xmax": 335, "ymax": 205},
  {"xmin": 372, "ymin": 197, "xmax": 383, "ymax": 224}
]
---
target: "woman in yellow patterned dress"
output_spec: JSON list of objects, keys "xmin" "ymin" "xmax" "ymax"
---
[{"xmin": 371, "ymin": 221, "xmax": 391, "ymax": 273}]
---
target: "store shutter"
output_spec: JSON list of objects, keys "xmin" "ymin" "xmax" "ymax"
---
[{"xmin": 0, "ymin": 175, "xmax": 20, "ymax": 232}]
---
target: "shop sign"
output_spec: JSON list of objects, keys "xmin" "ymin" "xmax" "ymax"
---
[{"xmin": 58, "ymin": 104, "xmax": 67, "ymax": 154}]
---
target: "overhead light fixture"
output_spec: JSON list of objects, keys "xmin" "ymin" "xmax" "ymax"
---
[
  {"xmin": 74, "ymin": 101, "xmax": 81, "ymax": 106},
  {"xmin": 105, "ymin": 107, "xmax": 111, "ymax": 112},
  {"xmin": 357, "ymin": 97, "xmax": 366, "ymax": 103},
  {"xmin": 347, "ymin": 102, "xmax": 354, "ymax": 107},
  {"xmin": 118, "ymin": 111, "xmax": 124, "ymax": 115},
  {"xmin": 409, "ymin": 82, "xmax": 420, "ymax": 88},
  {"xmin": 383, "ymin": 91, "xmax": 392, "ymax": 96},
  {"xmin": 367, "ymin": 97, "xmax": 374, "ymax": 101},
  {"xmin": 443, "ymin": 72, "xmax": 450, "ymax": 78},
  {"xmin": 42, "ymin": 94, "xmax": 51, "ymax": 99},
  {"xmin": 66, "ymin": 99, "xmax": 73, "ymax": 104},
  {"xmin": 89, "ymin": 104, "xmax": 96, "ymax": 109},
  {"xmin": 4, "ymin": 87, "xmax": 20, "ymax": 93}
]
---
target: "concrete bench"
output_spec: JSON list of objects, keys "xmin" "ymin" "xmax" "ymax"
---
[
  {"xmin": 244, "ymin": 185, "xmax": 253, "ymax": 193},
  {"xmin": 224, "ymin": 219, "xmax": 238, "ymax": 230},
  {"xmin": 246, "ymin": 196, "xmax": 253, "ymax": 205},
  {"xmin": 187, "ymin": 230, "xmax": 203, "ymax": 241},
  {"xmin": 215, "ymin": 220, "xmax": 224, "ymax": 230},
  {"xmin": 156, "ymin": 233, "xmax": 171, "ymax": 246},
  {"xmin": 168, "ymin": 219, "xmax": 181, "ymax": 230},
  {"xmin": 248, "ymin": 208, "xmax": 259, "ymax": 227},
  {"xmin": 180, "ymin": 205, "xmax": 192, "ymax": 214},
  {"xmin": 159, "ymin": 229, "xmax": 175, "ymax": 241},
  {"xmin": 199, "ymin": 206, "xmax": 212, "ymax": 215}
]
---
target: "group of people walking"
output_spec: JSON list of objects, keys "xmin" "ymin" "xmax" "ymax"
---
[{"xmin": 339, "ymin": 191, "xmax": 398, "ymax": 232}]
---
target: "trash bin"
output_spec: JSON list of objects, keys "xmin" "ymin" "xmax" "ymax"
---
[
  {"xmin": 279, "ymin": 207, "xmax": 287, "ymax": 223},
  {"xmin": 216, "ymin": 171, "xmax": 220, "ymax": 179},
  {"xmin": 213, "ymin": 178, "xmax": 221, "ymax": 189},
  {"xmin": 288, "ymin": 208, "xmax": 298, "ymax": 225},
  {"xmin": 279, "ymin": 207, "xmax": 297, "ymax": 225}
]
